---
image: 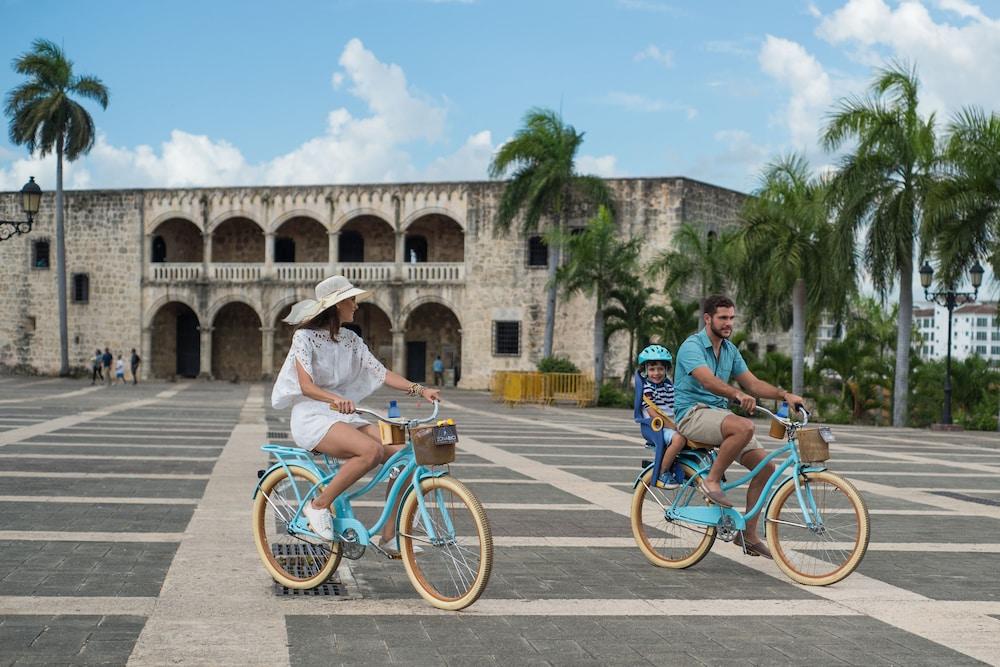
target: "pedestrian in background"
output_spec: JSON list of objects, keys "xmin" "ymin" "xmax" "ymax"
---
[
  {"xmin": 115, "ymin": 354, "xmax": 127, "ymax": 385},
  {"xmin": 91, "ymin": 349, "xmax": 103, "ymax": 385},
  {"xmin": 130, "ymin": 348, "xmax": 141, "ymax": 384},
  {"xmin": 101, "ymin": 348, "xmax": 113, "ymax": 386},
  {"xmin": 432, "ymin": 355, "xmax": 445, "ymax": 387}
]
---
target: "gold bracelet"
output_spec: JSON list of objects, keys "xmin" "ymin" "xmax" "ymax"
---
[{"xmin": 407, "ymin": 382, "xmax": 425, "ymax": 397}]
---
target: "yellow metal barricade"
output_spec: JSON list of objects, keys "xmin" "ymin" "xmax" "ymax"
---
[{"xmin": 494, "ymin": 371, "xmax": 595, "ymax": 407}]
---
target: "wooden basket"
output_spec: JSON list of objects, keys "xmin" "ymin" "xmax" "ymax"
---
[
  {"xmin": 411, "ymin": 423, "xmax": 458, "ymax": 466},
  {"xmin": 768, "ymin": 419, "xmax": 787, "ymax": 440},
  {"xmin": 378, "ymin": 422, "xmax": 405, "ymax": 446},
  {"xmin": 797, "ymin": 426, "xmax": 833, "ymax": 462}
]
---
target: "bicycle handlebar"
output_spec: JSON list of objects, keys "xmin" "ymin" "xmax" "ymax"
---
[
  {"xmin": 753, "ymin": 403, "xmax": 810, "ymax": 427},
  {"xmin": 352, "ymin": 400, "xmax": 441, "ymax": 427}
]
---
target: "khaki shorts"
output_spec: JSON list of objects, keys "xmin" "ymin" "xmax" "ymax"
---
[{"xmin": 677, "ymin": 404, "xmax": 763, "ymax": 458}]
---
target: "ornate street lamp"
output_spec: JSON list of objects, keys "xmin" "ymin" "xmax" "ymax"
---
[
  {"xmin": 0, "ymin": 177, "xmax": 43, "ymax": 242},
  {"xmin": 919, "ymin": 260, "xmax": 985, "ymax": 425}
]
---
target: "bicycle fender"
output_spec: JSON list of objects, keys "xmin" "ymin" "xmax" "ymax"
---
[
  {"xmin": 633, "ymin": 463, "xmax": 657, "ymax": 489},
  {"xmin": 762, "ymin": 466, "xmax": 826, "ymax": 536},
  {"xmin": 250, "ymin": 462, "xmax": 316, "ymax": 500}
]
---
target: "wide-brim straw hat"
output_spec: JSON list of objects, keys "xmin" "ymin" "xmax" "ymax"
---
[{"xmin": 283, "ymin": 275, "xmax": 368, "ymax": 325}]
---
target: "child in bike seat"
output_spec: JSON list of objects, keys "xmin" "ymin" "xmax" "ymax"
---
[{"xmin": 633, "ymin": 345, "xmax": 687, "ymax": 489}]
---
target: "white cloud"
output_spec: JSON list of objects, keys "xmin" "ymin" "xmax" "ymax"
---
[
  {"xmin": 577, "ymin": 154, "xmax": 620, "ymax": 177},
  {"xmin": 688, "ymin": 129, "xmax": 773, "ymax": 190},
  {"xmin": 0, "ymin": 38, "xmax": 491, "ymax": 190},
  {"xmin": 634, "ymin": 45, "xmax": 675, "ymax": 68},
  {"xmin": 758, "ymin": 35, "xmax": 834, "ymax": 149},
  {"xmin": 816, "ymin": 0, "xmax": 1000, "ymax": 115},
  {"xmin": 601, "ymin": 91, "xmax": 697, "ymax": 118}
]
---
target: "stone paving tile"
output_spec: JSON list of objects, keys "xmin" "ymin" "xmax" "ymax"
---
[
  {"xmin": 847, "ymin": 474, "xmax": 1000, "ymax": 491},
  {"xmin": 23, "ymin": 434, "xmax": 229, "ymax": 445},
  {"xmin": 0, "ymin": 476, "xmax": 207, "ymax": 499},
  {"xmin": 862, "ymin": 514, "xmax": 1000, "ymax": 543},
  {"xmin": 850, "ymin": 552, "xmax": 1000, "ymax": 601},
  {"xmin": 0, "ymin": 457, "xmax": 216, "ymax": 475},
  {"xmin": 0, "ymin": 614, "xmax": 145, "ymax": 666},
  {"xmin": 464, "ymin": 482, "xmax": 587, "ymax": 505},
  {"xmin": 0, "ymin": 540, "xmax": 179, "ymax": 597},
  {"xmin": 486, "ymin": 509, "xmax": 634, "ymax": 538},
  {"xmin": 2, "ymin": 444, "xmax": 223, "ymax": 458},
  {"xmin": 286, "ymin": 614, "xmax": 984, "ymax": 666},
  {"xmin": 0, "ymin": 501, "xmax": 195, "ymax": 533}
]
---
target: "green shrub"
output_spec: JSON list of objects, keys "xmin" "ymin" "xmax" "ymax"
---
[
  {"xmin": 961, "ymin": 402, "xmax": 999, "ymax": 431},
  {"xmin": 537, "ymin": 356, "xmax": 580, "ymax": 373},
  {"xmin": 597, "ymin": 382, "xmax": 632, "ymax": 408}
]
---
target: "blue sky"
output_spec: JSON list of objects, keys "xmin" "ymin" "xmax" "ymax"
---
[{"xmin": 3, "ymin": 0, "xmax": 1000, "ymax": 199}]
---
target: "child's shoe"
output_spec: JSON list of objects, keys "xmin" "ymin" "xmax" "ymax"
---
[{"xmin": 656, "ymin": 470, "xmax": 680, "ymax": 489}]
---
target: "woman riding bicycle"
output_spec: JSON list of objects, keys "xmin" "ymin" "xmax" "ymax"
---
[{"xmin": 270, "ymin": 275, "xmax": 441, "ymax": 552}]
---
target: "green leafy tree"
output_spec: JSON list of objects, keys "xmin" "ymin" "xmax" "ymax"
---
[
  {"xmin": 822, "ymin": 61, "xmax": 938, "ymax": 426},
  {"xmin": 657, "ymin": 299, "xmax": 701, "ymax": 361},
  {"xmin": 648, "ymin": 222, "xmax": 739, "ymax": 309},
  {"xmin": 551, "ymin": 206, "xmax": 640, "ymax": 402},
  {"xmin": 603, "ymin": 278, "xmax": 668, "ymax": 388},
  {"xmin": 488, "ymin": 108, "xmax": 616, "ymax": 359},
  {"xmin": 5, "ymin": 39, "xmax": 109, "ymax": 375},
  {"xmin": 737, "ymin": 154, "xmax": 853, "ymax": 396}
]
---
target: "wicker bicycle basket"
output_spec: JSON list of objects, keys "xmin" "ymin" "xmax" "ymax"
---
[
  {"xmin": 410, "ymin": 423, "xmax": 458, "ymax": 466},
  {"xmin": 796, "ymin": 426, "xmax": 834, "ymax": 462}
]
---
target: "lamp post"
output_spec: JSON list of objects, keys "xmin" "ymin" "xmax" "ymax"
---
[
  {"xmin": 919, "ymin": 260, "xmax": 985, "ymax": 425},
  {"xmin": 0, "ymin": 177, "xmax": 42, "ymax": 242}
]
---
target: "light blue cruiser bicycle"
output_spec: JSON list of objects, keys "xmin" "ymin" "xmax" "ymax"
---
[
  {"xmin": 630, "ymin": 404, "xmax": 870, "ymax": 586},
  {"xmin": 251, "ymin": 401, "xmax": 493, "ymax": 610}
]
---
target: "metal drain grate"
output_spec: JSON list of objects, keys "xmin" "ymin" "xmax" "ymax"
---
[
  {"xmin": 267, "ymin": 430, "xmax": 290, "ymax": 440},
  {"xmin": 271, "ymin": 543, "xmax": 352, "ymax": 597},
  {"xmin": 932, "ymin": 491, "xmax": 1000, "ymax": 507}
]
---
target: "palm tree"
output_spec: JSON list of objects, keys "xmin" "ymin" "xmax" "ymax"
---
[
  {"xmin": 737, "ymin": 154, "xmax": 853, "ymax": 396},
  {"xmin": 648, "ymin": 222, "xmax": 739, "ymax": 310},
  {"xmin": 5, "ymin": 39, "xmax": 109, "ymax": 375},
  {"xmin": 822, "ymin": 61, "xmax": 938, "ymax": 427},
  {"xmin": 551, "ymin": 206, "xmax": 640, "ymax": 402},
  {"xmin": 657, "ymin": 298, "xmax": 701, "ymax": 360},
  {"xmin": 603, "ymin": 278, "xmax": 668, "ymax": 388},
  {"xmin": 925, "ymin": 106, "xmax": 1000, "ymax": 284},
  {"xmin": 488, "ymin": 108, "xmax": 616, "ymax": 359}
]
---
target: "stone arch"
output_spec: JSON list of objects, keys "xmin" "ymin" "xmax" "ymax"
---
[
  {"xmin": 207, "ymin": 211, "xmax": 263, "ymax": 235},
  {"xmin": 149, "ymin": 217, "xmax": 203, "ymax": 263},
  {"xmin": 337, "ymin": 214, "xmax": 394, "ymax": 262},
  {"xmin": 273, "ymin": 216, "xmax": 328, "ymax": 263},
  {"xmin": 143, "ymin": 294, "xmax": 202, "ymax": 329},
  {"xmin": 354, "ymin": 301, "xmax": 393, "ymax": 368},
  {"xmin": 211, "ymin": 216, "xmax": 264, "ymax": 262},
  {"xmin": 206, "ymin": 294, "xmax": 263, "ymax": 326},
  {"xmin": 146, "ymin": 211, "xmax": 201, "ymax": 235},
  {"xmin": 332, "ymin": 208, "xmax": 392, "ymax": 232},
  {"xmin": 212, "ymin": 302, "xmax": 263, "ymax": 381},
  {"xmin": 400, "ymin": 295, "xmax": 464, "ymax": 331},
  {"xmin": 269, "ymin": 209, "xmax": 329, "ymax": 234},
  {"xmin": 270, "ymin": 302, "xmax": 299, "ymax": 374},
  {"xmin": 403, "ymin": 213, "xmax": 465, "ymax": 262},
  {"xmin": 149, "ymin": 301, "xmax": 201, "ymax": 378},
  {"xmin": 401, "ymin": 207, "xmax": 466, "ymax": 231},
  {"xmin": 403, "ymin": 300, "xmax": 462, "ymax": 386}
]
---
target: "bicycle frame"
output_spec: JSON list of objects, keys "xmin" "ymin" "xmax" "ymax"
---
[{"xmin": 252, "ymin": 403, "xmax": 451, "ymax": 546}]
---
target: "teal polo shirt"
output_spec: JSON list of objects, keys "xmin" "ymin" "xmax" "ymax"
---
[{"xmin": 673, "ymin": 328, "xmax": 748, "ymax": 422}]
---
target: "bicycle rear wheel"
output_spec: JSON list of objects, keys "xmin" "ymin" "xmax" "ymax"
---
[
  {"xmin": 252, "ymin": 466, "xmax": 342, "ymax": 589},
  {"xmin": 765, "ymin": 471, "xmax": 869, "ymax": 586},
  {"xmin": 630, "ymin": 464, "xmax": 716, "ymax": 568},
  {"xmin": 399, "ymin": 476, "xmax": 492, "ymax": 610}
]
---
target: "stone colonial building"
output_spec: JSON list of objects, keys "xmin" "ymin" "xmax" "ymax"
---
[{"xmin": 0, "ymin": 178, "xmax": 745, "ymax": 389}]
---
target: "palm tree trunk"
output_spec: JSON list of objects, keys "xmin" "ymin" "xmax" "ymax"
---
[
  {"xmin": 621, "ymin": 330, "xmax": 635, "ymax": 390},
  {"xmin": 593, "ymin": 295, "xmax": 604, "ymax": 404},
  {"xmin": 791, "ymin": 278, "xmax": 806, "ymax": 395},
  {"xmin": 892, "ymin": 252, "xmax": 914, "ymax": 427},
  {"xmin": 543, "ymin": 217, "xmax": 561, "ymax": 358},
  {"xmin": 56, "ymin": 139, "xmax": 69, "ymax": 376}
]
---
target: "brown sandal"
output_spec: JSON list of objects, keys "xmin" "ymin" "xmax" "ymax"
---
[
  {"xmin": 734, "ymin": 533, "xmax": 772, "ymax": 559},
  {"xmin": 697, "ymin": 481, "xmax": 734, "ymax": 508}
]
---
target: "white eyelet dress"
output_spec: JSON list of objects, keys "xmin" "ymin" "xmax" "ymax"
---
[{"xmin": 271, "ymin": 328, "xmax": 388, "ymax": 451}]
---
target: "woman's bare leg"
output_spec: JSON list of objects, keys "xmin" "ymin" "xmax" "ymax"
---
[{"xmin": 309, "ymin": 424, "xmax": 385, "ymax": 509}]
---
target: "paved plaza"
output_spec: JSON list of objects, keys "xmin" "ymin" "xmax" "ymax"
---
[{"xmin": 0, "ymin": 377, "xmax": 998, "ymax": 666}]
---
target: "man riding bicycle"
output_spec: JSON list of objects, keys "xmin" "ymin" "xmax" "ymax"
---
[{"xmin": 673, "ymin": 295, "xmax": 804, "ymax": 559}]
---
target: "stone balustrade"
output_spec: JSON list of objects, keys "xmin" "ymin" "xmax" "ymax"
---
[
  {"xmin": 274, "ymin": 263, "xmax": 328, "ymax": 283},
  {"xmin": 209, "ymin": 263, "xmax": 263, "ymax": 282},
  {"xmin": 149, "ymin": 263, "xmax": 203, "ymax": 281},
  {"xmin": 146, "ymin": 261, "xmax": 465, "ymax": 285},
  {"xmin": 340, "ymin": 262, "xmax": 394, "ymax": 283},
  {"xmin": 405, "ymin": 262, "xmax": 465, "ymax": 283}
]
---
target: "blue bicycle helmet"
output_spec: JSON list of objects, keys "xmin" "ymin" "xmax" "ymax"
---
[{"xmin": 637, "ymin": 344, "xmax": 672, "ymax": 366}]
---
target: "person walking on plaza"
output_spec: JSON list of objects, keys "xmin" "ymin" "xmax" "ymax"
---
[
  {"xmin": 432, "ymin": 355, "xmax": 444, "ymax": 387},
  {"xmin": 91, "ymin": 349, "xmax": 103, "ymax": 385},
  {"xmin": 271, "ymin": 275, "xmax": 442, "ymax": 555},
  {"xmin": 130, "ymin": 348, "xmax": 141, "ymax": 384},
  {"xmin": 115, "ymin": 354, "xmax": 127, "ymax": 385},
  {"xmin": 101, "ymin": 347, "xmax": 113, "ymax": 386}
]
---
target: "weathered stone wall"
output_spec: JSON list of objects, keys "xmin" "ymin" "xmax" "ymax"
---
[
  {"xmin": 404, "ymin": 302, "xmax": 462, "ymax": 384},
  {"xmin": 212, "ymin": 218, "xmax": 264, "ymax": 262},
  {"xmin": 212, "ymin": 302, "xmax": 262, "ymax": 381},
  {"xmin": 407, "ymin": 215, "xmax": 465, "ymax": 262},
  {"xmin": 275, "ymin": 217, "xmax": 327, "ymax": 263},
  {"xmin": 342, "ymin": 216, "xmax": 394, "ymax": 262},
  {"xmin": 151, "ymin": 218, "xmax": 203, "ymax": 263}
]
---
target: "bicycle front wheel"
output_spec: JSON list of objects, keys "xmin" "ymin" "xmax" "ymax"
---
[
  {"xmin": 765, "ymin": 471, "xmax": 869, "ymax": 586},
  {"xmin": 399, "ymin": 476, "xmax": 492, "ymax": 610},
  {"xmin": 252, "ymin": 466, "xmax": 342, "ymax": 589},
  {"xmin": 630, "ymin": 464, "xmax": 716, "ymax": 569}
]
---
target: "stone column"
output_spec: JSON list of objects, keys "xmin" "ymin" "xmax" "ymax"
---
[
  {"xmin": 260, "ymin": 326, "xmax": 275, "ymax": 380},
  {"xmin": 143, "ymin": 235, "xmax": 152, "ymax": 281},
  {"xmin": 202, "ymin": 232, "xmax": 213, "ymax": 281},
  {"xmin": 141, "ymin": 326, "xmax": 152, "ymax": 382},
  {"xmin": 264, "ymin": 232, "xmax": 275, "ymax": 279},
  {"xmin": 199, "ymin": 326, "xmax": 214, "ymax": 379},
  {"xmin": 391, "ymin": 328, "xmax": 406, "ymax": 376},
  {"xmin": 394, "ymin": 231, "xmax": 405, "ymax": 280},
  {"xmin": 327, "ymin": 230, "xmax": 339, "ymax": 277}
]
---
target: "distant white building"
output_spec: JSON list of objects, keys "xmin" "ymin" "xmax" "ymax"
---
[{"xmin": 913, "ymin": 302, "xmax": 1000, "ymax": 365}]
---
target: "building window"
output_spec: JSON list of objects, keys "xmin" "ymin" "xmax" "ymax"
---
[
  {"xmin": 338, "ymin": 231, "xmax": 364, "ymax": 262},
  {"xmin": 976, "ymin": 317, "xmax": 988, "ymax": 327},
  {"xmin": 992, "ymin": 346, "xmax": 1000, "ymax": 355},
  {"xmin": 72, "ymin": 273, "xmax": 89, "ymax": 303},
  {"xmin": 492, "ymin": 321, "xmax": 521, "ymax": 356},
  {"xmin": 992, "ymin": 332, "xmax": 999, "ymax": 341},
  {"xmin": 527, "ymin": 236, "xmax": 548, "ymax": 267},
  {"xmin": 151, "ymin": 235, "xmax": 167, "ymax": 262},
  {"xmin": 404, "ymin": 235, "xmax": 428, "ymax": 263},
  {"xmin": 976, "ymin": 331, "xmax": 988, "ymax": 341},
  {"xmin": 975, "ymin": 345, "xmax": 987, "ymax": 354},
  {"xmin": 274, "ymin": 236, "xmax": 295, "ymax": 262},
  {"xmin": 32, "ymin": 240, "xmax": 50, "ymax": 269}
]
